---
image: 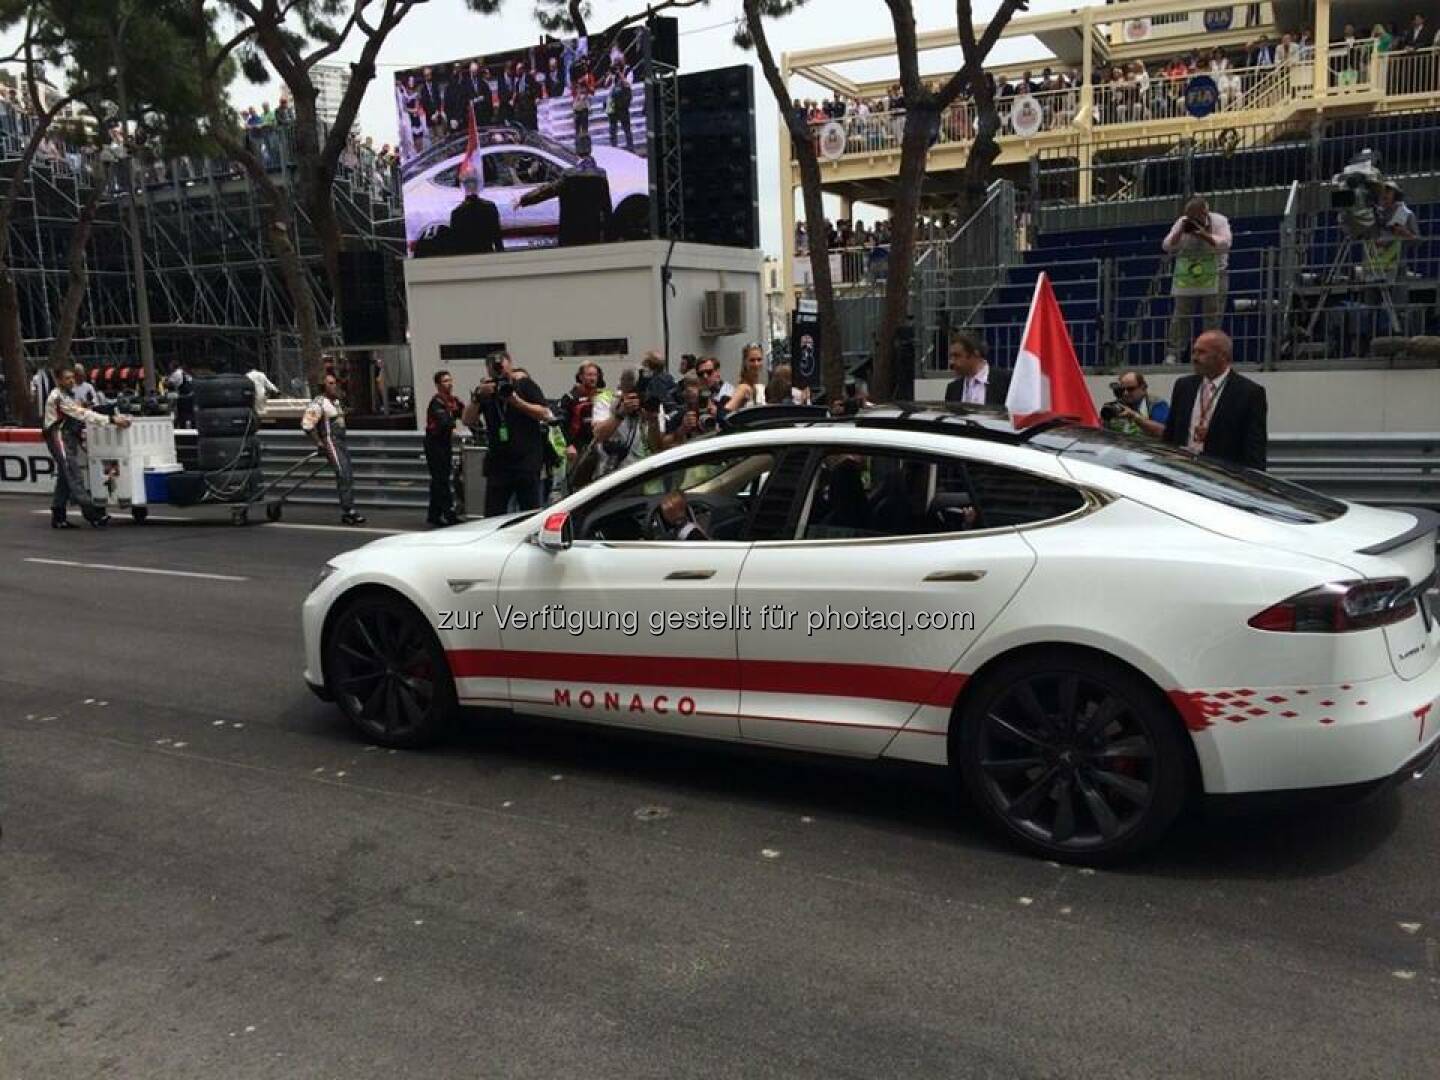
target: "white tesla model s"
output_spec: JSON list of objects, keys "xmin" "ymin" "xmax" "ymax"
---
[{"xmin": 302, "ymin": 407, "xmax": 1440, "ymax": 862}]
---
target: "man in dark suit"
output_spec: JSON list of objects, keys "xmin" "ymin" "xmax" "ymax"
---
[
  {"xmin": 444, "ymin": 63, "xmax": 473, "ymax": 136},
  {"xmin": 943, "ymin": 332, "xmax": 1011, "ymax": 407},
  {"xmin": 1162, "ymin": 330, "xmax": 1268, "ymax": 469},
  {"xmin": 448, "ymin": 173, "xmax": 505, "ymax": 254},
  {"xmin": 418, "ymin": 66, "xmax": 446, "ymax": 138}
]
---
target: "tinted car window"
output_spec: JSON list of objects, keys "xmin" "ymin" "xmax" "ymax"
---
[
  {"xmin": 1035, "ymin": 426, "xmax": 1345, "ymax": 524},
  {"xmin": 936, "ymin": 459, "xmax": 1086, "ymax": 528},
  {"xmin": 798, "ymin": 451, "xmax": 1085, "ymax": 539}
]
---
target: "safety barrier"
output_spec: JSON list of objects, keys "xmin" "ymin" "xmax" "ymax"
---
[
  {"xmin": 250, "ymin": 430, "xmax": 436, "ymax": 510},
  {"xmin": 7, "ymin": 426, "xmax": 1437, "ymax": 514},
  {"xmin": 254, "ymin": 429, "xmax": 1440, "ymax": 513}
]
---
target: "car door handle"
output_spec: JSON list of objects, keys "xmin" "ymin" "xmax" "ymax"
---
[
  {"xmin": 665, "ymin": 569, "xmax": 716, "ymax": 580},
  {"xmin": 924, "ymin": 570, "xmax": 987, "ymax": 583}
]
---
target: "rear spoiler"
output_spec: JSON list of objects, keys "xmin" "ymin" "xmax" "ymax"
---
[{"xmin": 1355, "ymin": 506, "xmax": 1440, "ymax": 556}]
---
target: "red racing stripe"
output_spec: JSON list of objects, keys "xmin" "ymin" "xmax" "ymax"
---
[{"xmin": 447, "ymin": 649, "xmax": 968, "ymax": 708}]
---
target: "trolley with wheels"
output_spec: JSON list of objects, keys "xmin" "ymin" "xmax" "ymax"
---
[{"xmin": 84, "ymin": 415, "xmax": 179, "ymax": 523}]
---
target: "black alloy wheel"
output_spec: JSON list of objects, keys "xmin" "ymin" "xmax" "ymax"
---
[
  {"xmin": 325, "ymin": 595, "xmax": 456, "ymax": 748},
  {"xmin": 958, "ymin": 652, "xmax": 1189, "ymax": 863}
]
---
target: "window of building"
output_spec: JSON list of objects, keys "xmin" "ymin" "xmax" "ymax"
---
[
  {"xmin": 553, "ymin": 338, "xmax": 629, "ymax": 357},
  {"xmin": 440, "ymin": 342, "xmax": 507, "ymax": 362}
]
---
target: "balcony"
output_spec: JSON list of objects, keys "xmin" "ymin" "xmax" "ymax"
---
[{"xmin": 791, "ymin": 44, "xmax": 1440, "ymax": 184}]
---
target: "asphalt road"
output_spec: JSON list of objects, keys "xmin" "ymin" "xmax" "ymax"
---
[{"xmin": 1, "ymin": 495, "xmax": 1437, "ymax": 1079}]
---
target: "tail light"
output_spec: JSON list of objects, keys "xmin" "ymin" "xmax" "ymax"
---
[{"xmin": 1249, "ymin": 578, "xmax": 1416, "ymax": 633}]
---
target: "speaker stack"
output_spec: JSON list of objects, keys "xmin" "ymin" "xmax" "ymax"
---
[
  {"xmin": 676, "ymin": 66, "xmax": 760, "ymax": 250},
  {"xmin": 338, "ymin": 250, "xmax": 404, "ymax": 346},
  {"xmin": 172, "ymin": 375, "xmax": 262, "ymax": 504}
]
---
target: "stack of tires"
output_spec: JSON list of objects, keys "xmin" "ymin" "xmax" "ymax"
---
[{"xmin": 169, "ymin": 374, "xmax": 262, "ymax": 505}]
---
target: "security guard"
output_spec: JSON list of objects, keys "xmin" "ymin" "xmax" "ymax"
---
[
  {"xmin": 44, "ymin": 365, "xmax": 130, "ymax": 528},
  {"xmin": 302, "ymin": 371, "xmax": 366, "ymax": 526}
]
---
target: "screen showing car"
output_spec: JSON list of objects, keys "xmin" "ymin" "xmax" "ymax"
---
[{"xmin": 394, "ymin": 28, "xmax": 654, "ymax": 258}]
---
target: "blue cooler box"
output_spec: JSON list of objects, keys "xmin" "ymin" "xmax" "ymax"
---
[{"xmin": 144, "ymin": 465, "xmax": 183, "ymax": 503}]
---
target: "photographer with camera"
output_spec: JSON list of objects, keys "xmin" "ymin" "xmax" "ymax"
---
[
  {"xmin": 694, "ymin": 357, "xmax": 734, "ymax": 410},
  {"xmin": 590, "ymin": 368, "xmax": 664, "ymax": 478},
  {"xmin": 465, "ymin": 352, "xmax": 552, "ymax": 517},
  {"xmin": 1162, "ymin": 196, "xmax": 1232, "ymax": 365},
  {"xmin": 658, "ymin": 374, "xmax": 719, "ymax": 450},
  {"xmin": 557, "ymin": 362, "xmax": 607, "ymax": 475},
  {"xmin": 1100, "ymin": 369, "xmax": 1170, "ymax": 439}
]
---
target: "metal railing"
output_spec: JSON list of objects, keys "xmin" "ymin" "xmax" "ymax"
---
[
  {"xmin": 229, "ymin": 429, "xmax": 1440, "ymax": 515},
  {"xmin": 803, "ymin": 48, "xmax": 1440, "ymax": 169}
]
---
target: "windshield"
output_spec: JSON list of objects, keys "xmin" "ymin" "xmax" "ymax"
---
[{"xmin": 1033, "ymin": 426, "xmax": 1346, "ymax": 525}]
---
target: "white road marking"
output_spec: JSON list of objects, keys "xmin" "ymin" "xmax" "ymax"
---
[
  {"xmin": 27, "ymin": 508, "xmax": 404, "ymax": 535},
  {"xmin": 24, "ymin": 557, "xmax": 247, "ymax": 582},
  {"xmin": 1399, "ymin": 922, "xmax": 1422, "ymax": 934},
  {"xmin": 760, "ymin": 848, "xmax": 781, "ymax": 860}
]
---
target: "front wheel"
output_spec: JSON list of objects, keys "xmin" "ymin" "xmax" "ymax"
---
[
  {"xmin": 956, "ymin": 650, "xmax": 1190, "ymax": 864},
  {"xmin": 324, "ymin": 594, "xmax": 456, "ymax": 748}
]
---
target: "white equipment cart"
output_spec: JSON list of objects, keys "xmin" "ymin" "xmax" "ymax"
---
[{"xmin": 85, "ymin": 415, "xmax": 179, "ymax": 522}]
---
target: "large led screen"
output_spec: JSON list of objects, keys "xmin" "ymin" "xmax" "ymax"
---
[{"xmin": 394, "ymin": 28, "xmax": 653, "ymax": 257}]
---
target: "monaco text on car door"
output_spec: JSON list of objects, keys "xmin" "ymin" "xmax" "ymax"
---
[
  {"xmin": 734, "ymin": 446, "xmax": 1076, "ymax": 756},
  {"xmin": 489, "ymin": 448, "xmax": 780, "ymax": 740}
]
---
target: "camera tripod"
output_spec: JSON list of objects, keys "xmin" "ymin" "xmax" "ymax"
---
[{"xmin": 1298, "ymin": 232, "xmax": 1402, "ymax": 345}]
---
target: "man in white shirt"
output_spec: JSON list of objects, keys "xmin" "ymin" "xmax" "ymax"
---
[
  {"xmin": 246, "ymin": 368, "xmax": 279, "ymax": 416},
  {"xmin": 30, "ymin": 365, "xmax": 55, "ymax": 421},
  {"xmin": 71, "ymin": 364, "xmax": 101, "ymax": 408},
  {"xmin": 1162, "ymin": 197, "xmax": 1233, "ymax": 364}
]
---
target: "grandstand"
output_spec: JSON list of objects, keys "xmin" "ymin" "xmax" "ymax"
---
[
  {"xmin": 780, "ymin": 0, "xmax": 1440, "ymax": 378},
  {"xmin": 0, "ymin": 115, "xmax": 405, "ymax": 410}
]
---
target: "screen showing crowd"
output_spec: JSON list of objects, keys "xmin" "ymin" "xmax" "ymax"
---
[{"xmin": 394, "ymin": 29, "xmax": 653, "ymax": 258}]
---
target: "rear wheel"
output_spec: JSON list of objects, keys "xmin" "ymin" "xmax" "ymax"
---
[
  {"xmin": 324, "ymin": 594, "xmax": 456, "ymax": 748},
  {"xmin": 956, "ymin": 650, "xmax": 1190, "ymax": 864}
]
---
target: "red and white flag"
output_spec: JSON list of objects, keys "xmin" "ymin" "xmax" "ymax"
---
[
  {"xmin": 457, "ymin": 101, "xmax": 480, "ymax": 182},
  {"xmin": 1005, "ymin": 272, "xmax": 1099, "ymax": 429}
]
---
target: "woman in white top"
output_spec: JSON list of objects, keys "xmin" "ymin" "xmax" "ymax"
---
[{"xmin": 723, "ymin": 344, "xmax": 768, "ymax": 414}]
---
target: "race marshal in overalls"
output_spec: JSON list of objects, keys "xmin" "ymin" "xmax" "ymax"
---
[
  {"xmin": 43, "ymin": 365, "xmax": 130, "ymax": 529},
  {"xmin": 302, "ymin": 370, "xmax": 367, "ymax": 527},
  {"xmin": 1162, "ymin": 196, "xmax": 1233, "ymax": 365}
]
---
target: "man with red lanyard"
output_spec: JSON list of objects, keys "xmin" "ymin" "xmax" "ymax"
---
[
  {"xmin": 1162, "ymin": 330, "xmax": 1268, "ymax": 470},
  {"xmin": 43, "ymin": 365, "xmax": 130, "ymax": 528}
]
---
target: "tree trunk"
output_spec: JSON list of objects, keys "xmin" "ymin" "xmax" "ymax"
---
[
  {"xmin": 873, "ymin": 105, "xmax": 936, "ymax": 402},
  {"xmin": 793, "ymin": 144, "xmax": 845, "ymax": 401},
  {"xmin": 292, "ymin": 97, "xmax": 343, "ymax": 305},
  {"xmin": 267, "ymin": 207, "xmax": 323, "ymax": 390},
  {"xmin": 740, "ymin": 0, "xmax": 844, "ymax": 401},
  {"xmin": 0, "ymin": 98, "xmax": 74, "ymax": 425},
  {"xmin": 217, "ymin": 129, "xmax": 324, "ymax": 389},
  {"xmin": 0, "ymin": 266, "xmax": 29, "ymax": 424},
  {"xmin": 48, "ymin": 165, "xmax": 110, "ymax": 372}
]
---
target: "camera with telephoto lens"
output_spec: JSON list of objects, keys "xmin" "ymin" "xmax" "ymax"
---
[
  {"xmin": 485, "ymin": 355, "xmax": 514, "ymax": 401},
  {"xmin": 1099, "ymin": 381, "xmax": 1129, "ymax": 423},
  {"xmin": 635, "ymin": 369, "xmax": 665, "ymax": 413}
]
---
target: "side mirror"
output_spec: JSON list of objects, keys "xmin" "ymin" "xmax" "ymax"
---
[{"xmin": 536, "ymin": 509, "xmax": 573, "ymax": 552}]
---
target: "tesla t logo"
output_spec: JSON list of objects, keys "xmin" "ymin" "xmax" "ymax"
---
[{"xmin": 553, "ymin": 687, "xmax": 697, "ymax": 716}]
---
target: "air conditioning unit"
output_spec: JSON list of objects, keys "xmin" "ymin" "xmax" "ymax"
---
[{"xmin": 701, "ymin": 290, "xmax": 746, "ymax": 336}]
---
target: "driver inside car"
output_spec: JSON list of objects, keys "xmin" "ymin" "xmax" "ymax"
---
[{"xmin": 652, "ymin": 491, "xmax": 709, "ymax": 541}]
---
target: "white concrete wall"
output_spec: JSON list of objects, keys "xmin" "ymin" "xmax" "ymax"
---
[
  {"xmin": 916, "ymin": 369, "xmax": 1440, "ymax": 434},
  {"xmin": 404, "ymin": 241, "xmax": 762, "ymax": 420}
]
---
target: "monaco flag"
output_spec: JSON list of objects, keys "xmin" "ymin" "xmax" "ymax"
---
[
  {"xmin": 457, "ymin": 101, "xmax": 480, "ymax": 182},
  {"xmin": 1004, "ymin": 272, "xmax": 1100, "ymax": 428}
]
